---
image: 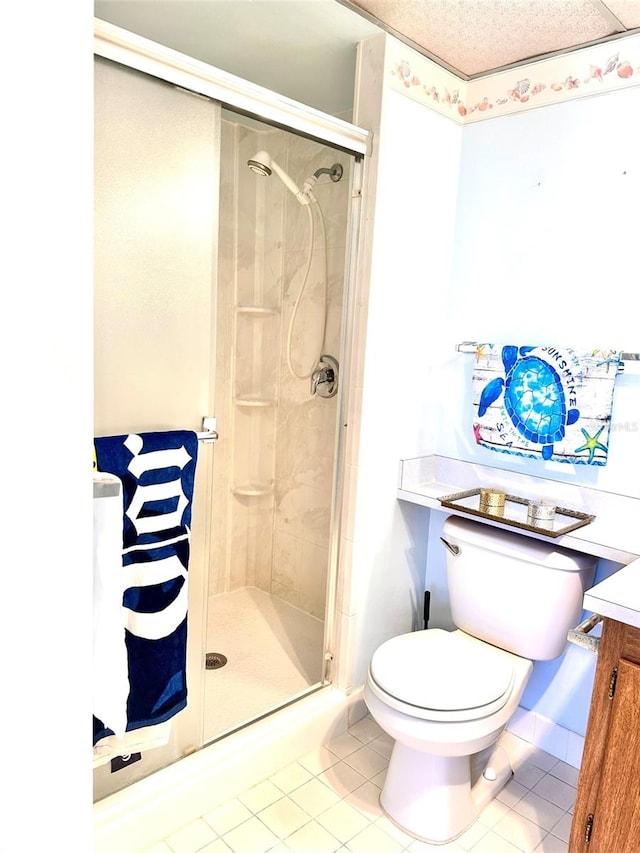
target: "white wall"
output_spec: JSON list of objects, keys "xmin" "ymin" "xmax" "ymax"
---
[
  {"xmin": 354, "ymin": 51, "xmax": 640, "ymax": 738},
  {"xmin": 438, "ymin": 87, "xmax": 640, "ymax": 499},
  {"xmin": 433, "ymin": 86, "xmax": 640, "ymax": 737},
  {"xmin": 343, "ymin": 36, "xmax": 462, "ymax": 689}
]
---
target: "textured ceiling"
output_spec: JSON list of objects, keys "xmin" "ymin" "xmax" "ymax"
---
[{"xmin": 342, "ymin": 0, "xmax": 640, "ymax": 77}]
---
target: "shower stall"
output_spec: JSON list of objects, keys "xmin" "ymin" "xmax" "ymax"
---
[
  {"xmin": 203, "ymin": 110, "xmax": 352, "ymax": 742},
  {"xmin": 93, "ymin": 20, "xmax": 368, "ymax": 805}
]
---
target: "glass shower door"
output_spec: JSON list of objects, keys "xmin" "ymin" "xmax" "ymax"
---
[
  {"xmin": 93, "ymin": 56, "xmax": 220, "ymax": 800},
  {"xmin": 94, "ymin": 54, "xmax": 355, "ymax": 798}
]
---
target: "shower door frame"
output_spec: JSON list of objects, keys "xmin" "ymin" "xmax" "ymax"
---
[
  {"xmin": 94, "ymin": 19, "xmax": 371, "ymax": 156},
  {"xmin": 94, "ymin": 15, "xmax": 371, "ymax": 737}
]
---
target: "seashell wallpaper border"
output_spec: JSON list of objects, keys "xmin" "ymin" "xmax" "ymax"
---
[{"xmin": 388, "ymin": 31, "xmax": 640, "ymax": 123}]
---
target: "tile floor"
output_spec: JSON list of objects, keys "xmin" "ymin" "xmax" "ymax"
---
[{"xmin": 142, "ymin": 716, "xmax": 578, "ymax": 853}]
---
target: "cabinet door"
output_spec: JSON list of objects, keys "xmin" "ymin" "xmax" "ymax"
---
[{"xmin": 589, "ymin": 658, "xmax": 640, "ymax": 851}]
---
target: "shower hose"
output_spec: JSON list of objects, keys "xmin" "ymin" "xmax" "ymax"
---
[{"xmin": 286, "ymin": 199, "xmax": 329, "ymax": 381}]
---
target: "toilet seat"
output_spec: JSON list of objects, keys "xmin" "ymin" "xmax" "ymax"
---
[{"xmin": 369, "ymin": 628, "xmax": 519, "ymax": 723}]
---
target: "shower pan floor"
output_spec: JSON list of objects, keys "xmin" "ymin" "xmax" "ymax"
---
[{"xmin": 203, "ymin": 587, "xmax": 325, "ymax": 743}]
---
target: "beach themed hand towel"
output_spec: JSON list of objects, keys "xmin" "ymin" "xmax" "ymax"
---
[
  {"xmin": 93, "ymin": 430, "xmax": 198, "ymax": 744},
  {"xmin": 472, "ymin": 344, "xmax": 621, "ymax": 465}
]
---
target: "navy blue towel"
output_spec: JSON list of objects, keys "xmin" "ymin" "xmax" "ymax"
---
[{"xmin": 93, "ymin": 430, "xmax": 198, "ymax": 744}]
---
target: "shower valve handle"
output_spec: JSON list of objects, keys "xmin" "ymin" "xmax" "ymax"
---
[
  {"xmin": 310, "ymin": 366, "xmax": 334, "ymax": 395},
  {"xmin": 310, "ymin": 355, "xmax": 339, "ymax": 398},
  {"xmin": 310, "ymin": 369, "xmax": 324, "ymax": 395}
]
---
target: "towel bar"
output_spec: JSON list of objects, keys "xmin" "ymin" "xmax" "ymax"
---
[
  {"xmin": 96, "ymin": 420, "xmax": 218, "ymax": 446},
  {"xmin": 455, "ymin": 341, "xmax": 637, "ymax": 371},
  {"xmin": 197, "ymin": 416, "xmax": 218, "ymax": 444}
]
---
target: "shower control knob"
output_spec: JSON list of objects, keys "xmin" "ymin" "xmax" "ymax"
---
[{"xmin": 310, "ymin": 354, "xmax": 339, "ymax": 398}]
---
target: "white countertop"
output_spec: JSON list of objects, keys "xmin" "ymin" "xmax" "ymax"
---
[
  {"xmin": 397, "ymin": 455, "xmax": 640, "ymax": 564},
  {"xmin": 397, "ymin": 454, "xmax": 640, "ymax": 629},
  {"xmin": 583, "ymin": 559, "xmax": 640, "ymax": 629}
]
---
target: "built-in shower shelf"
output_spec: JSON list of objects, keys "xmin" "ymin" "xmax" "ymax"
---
[
  {"xmin": 235, "ymin": 306, "xmax": 279, "ymax": 316},
  {"xmin": 234, "ymin": 395, "xmax": 277, "ymax": 408},
  {"xmin": 231, "ymin": 482, "xmax": 274, "ymax": 497}
]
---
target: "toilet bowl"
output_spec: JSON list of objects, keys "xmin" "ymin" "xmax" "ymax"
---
[
  {"xmin": 364, "ymin": 516, "xmax": 596, "ymax": 844},
  {"xmin": 365, "ymin": 629, "xmax": 532, "ymax": 842}
]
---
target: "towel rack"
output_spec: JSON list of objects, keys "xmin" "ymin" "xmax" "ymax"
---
[
  {"xmin": 455, "ymin": 341, "xmax": 637, "ymax": 371},
  {"xmin": 95, "ymin": 419, "xmax": 219, "ymax": 445}
]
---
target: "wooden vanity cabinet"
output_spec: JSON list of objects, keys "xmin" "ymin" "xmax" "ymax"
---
[{"xmin": 569, "ymin": 618, "xmax": 640, "ymax": 852}]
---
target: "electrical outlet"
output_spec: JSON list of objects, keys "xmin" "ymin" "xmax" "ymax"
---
[{"xmin": 111, "ymin": 752, "xmax": 142, "ymax": 773}]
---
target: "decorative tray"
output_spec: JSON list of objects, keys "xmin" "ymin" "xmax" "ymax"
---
[{"xmin": 438, "ymin": 488, "xmax": 595, "ymax": 538}]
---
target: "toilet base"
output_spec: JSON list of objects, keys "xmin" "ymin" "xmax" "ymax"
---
[{"xmin": 380, "ymin": 740, "xmax": 513, "ymax": 844}]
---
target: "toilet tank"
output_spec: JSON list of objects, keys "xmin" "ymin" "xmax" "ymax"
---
[{"xmin": 441, "ymin": 515, "xmax": 596, "ymax": 660}]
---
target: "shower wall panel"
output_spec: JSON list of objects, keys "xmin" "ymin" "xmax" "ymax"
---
[
  {"xmin": 273, "ymin": 133, "xmax": 351, "ymax": 620},
  {"xmin": 212, "ymin": 117, "xmax": 351, "ymax": 620}
]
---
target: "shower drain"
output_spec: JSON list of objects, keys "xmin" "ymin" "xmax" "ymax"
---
[{"xmin": 205, "ymin": 652, "xmax": 228, "ymax": 670}]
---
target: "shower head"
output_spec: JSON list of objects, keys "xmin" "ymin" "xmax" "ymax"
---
[
  {"xmin": 247, "ymin": 150, "xmax": 310, "ymax": 205},
  {"xmin": 247, "ymin": 152, "xmax": 272, "ymax": 177}
]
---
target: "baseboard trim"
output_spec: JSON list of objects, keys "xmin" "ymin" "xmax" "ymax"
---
[{"xmin": 506, "ymin": 706, "xmax": 585, "ymax": 768}]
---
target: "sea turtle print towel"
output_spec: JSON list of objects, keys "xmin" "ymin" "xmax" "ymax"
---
[{"xmin": 472, "ymin": 344, "xmax": 621, "ymax": 465}]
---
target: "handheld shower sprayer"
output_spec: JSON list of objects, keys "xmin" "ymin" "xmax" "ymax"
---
[
  {"xmin": 247, "ymin": 152, "xmax": 344, "ymax": 205},
  {"xmin": 246, "ymin": 151, "xmax": 344, "ymax": 386},
  {"xmin": 247, "ymin": 150, "xmax": 310, "ymax": 206}
]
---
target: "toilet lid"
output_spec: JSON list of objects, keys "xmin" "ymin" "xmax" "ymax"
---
[{"xmin": 369, "ymin": 629, "xmax": 515, "ymax": 714}]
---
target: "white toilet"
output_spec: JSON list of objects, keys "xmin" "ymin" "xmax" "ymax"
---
[{"xmin": 364, "ymin": 515, "xmax": 596, "ymax": 844}]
